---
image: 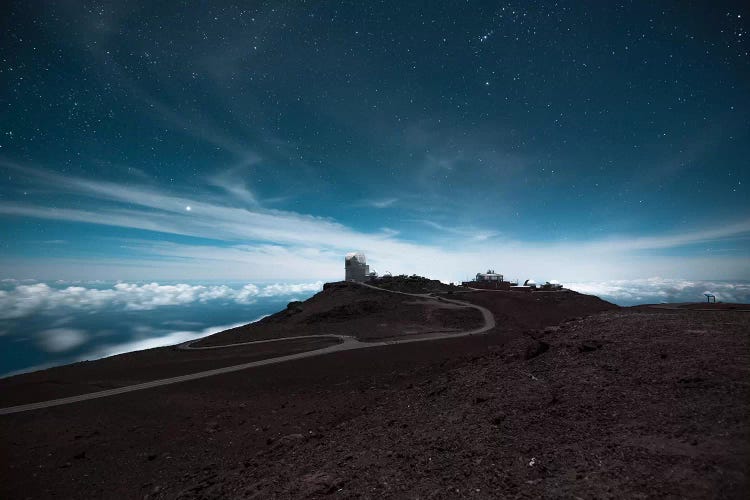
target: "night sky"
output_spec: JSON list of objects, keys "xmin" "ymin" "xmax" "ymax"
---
[{"xmin": 1, "ymin": 1, "xmax": 748, "ymax": 282}]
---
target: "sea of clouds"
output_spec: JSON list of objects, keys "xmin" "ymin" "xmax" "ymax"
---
[
  {"xmin": 0, "ymin": 280, "xmax": 323, "ymax": 319},
  {"xmin": 0, "ymin": 280, "xmax": 324, "ymax": 377},
  {"xmin": 566, "ymin": 278, "xmax": 750, "ymax": 306},
  {"xmin": 1, "ymin": 278, "xmax": 748, "ymax": 377}
]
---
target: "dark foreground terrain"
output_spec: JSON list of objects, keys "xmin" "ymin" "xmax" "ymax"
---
[{"xmin": 0, "ymin": 285, "xmax": 748, "ymax": 499}]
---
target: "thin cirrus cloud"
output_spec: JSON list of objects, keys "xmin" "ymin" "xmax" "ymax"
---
[
  {"xmin": 415, "ymin": 220, "xmax": 501, "ymax": 242},
  {"xmin": 364, "ymin": 198, "xmax": 399, "ymax": 208},
  {"xmin": 205, "ymin": 156, "xmax": 264, "ymax": 207},
  {"xmin": 0, "ymin": 159, "xmax": 403, "ymax": 248},
  {"xmin": 1, "ymin": 159, "xmax": 749, "ymax": 281},
  {"xmin": 0, "ymin": 281, "xmax": 324, "ymax": 320}
]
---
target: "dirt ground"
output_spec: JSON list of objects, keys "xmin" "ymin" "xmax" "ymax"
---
[{"xmin": 0, "ymin": 289, "xmax": 747, "ymax": 499}]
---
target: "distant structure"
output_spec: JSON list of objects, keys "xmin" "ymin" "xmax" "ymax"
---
[
  {"xmin": 463, "ymin": 271, "xmax": 564, "ymax": 292},
  {"xmin": 476, "ymin": 270, "xmax": 504, "ymax": 282},
  {"xmin": 345, "ymin": 252, "xmax": 370, "ymax": 282},
  {"xmin": 704, "ymin": 293, "xmax": 716, "ymax": 303},
  {"xmin": 511, "ymin": 279, "xmax": 534, "ymax": 292},
  {"xmin": 538, "ymin": 281, "xmax": 564, "ymax": 291},
  {"xmin": 462, "ymin": 269, "xmax": 516, "ymax": 290}
]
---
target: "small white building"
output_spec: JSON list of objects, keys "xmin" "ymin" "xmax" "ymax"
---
[{"xmin": 345, "ymin": 252, "xmax": 370, "ymax": 282}]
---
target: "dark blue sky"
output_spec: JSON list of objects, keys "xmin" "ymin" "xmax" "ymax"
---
[{"xmin": 1, "ymin": 1, "xmax": 748, "ymax": 282}]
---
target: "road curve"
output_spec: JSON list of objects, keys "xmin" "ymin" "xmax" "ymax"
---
[{"xmin": 0, "ymin": 283, "xmax": 495, "ymax": 415}]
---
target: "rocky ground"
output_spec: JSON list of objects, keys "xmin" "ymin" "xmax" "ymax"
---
[
  {"xmin": 0, "ymin": 288, "xmax": 747, "ymax": 499},
  {"xmin": 173, "ymin": 308, "xmax": 750, "ymax": 499}
]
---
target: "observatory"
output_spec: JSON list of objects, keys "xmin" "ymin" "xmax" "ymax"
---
[
  {"xmin": 345, "ymin": 252, "xmax": 370, "ymax": 282},
  {"xmin": 475, "ymin": 270, "xmax": 504, "ymax": 282},
  {"xmin": 462, "ymin": 269, "xmax": 516, "ymax": 290}
]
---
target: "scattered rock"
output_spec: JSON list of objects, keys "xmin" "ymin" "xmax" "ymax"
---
[
  {"xmin": 524, "ymin": 340, "xmax": 550, "ymax": 360},
  {"xmin": 73, "ymin": 451, "xmax": 86, "ymax": 460},
  {"xmin": 678, "ymin": 377, "xmax": 704, "ymax": 387},
  {"xmin": 298, "ymin": 471, "xmax": 345, "ymax": 496},
  {"xmin": 286, "ymin": 301, "xmax": 304, "ymax": 315},
  {"xmin": 578, "ymin": 340, "xmax": 602, "ymax": 352},
  {"xmin": 427, "ymin": 386, "xmax": 448, "ymax": 397},
  {"xmin": 491, "ymin": 414, "xmax": 507, "ymax": 426},
  {"xmin": 275, "ymin": 433, "xmax": 305, "ymax": 448}
]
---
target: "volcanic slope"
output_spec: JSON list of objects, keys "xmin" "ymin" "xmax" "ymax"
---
[
  {"xmin": 447, "ymin": 288, "xmax": 616, "ymax": 333},
  {"xmin": 0, "ymin": 281, "xmax": 485, "ymax": 406},
  {"xmin": 0, "ymin": 284, "xmax": 616, "ymax": 407},
  {"xmin": 2, "ymin": 303, "xmax": 747, "ymax": 499},
  {"xmin": 195, "ymin": 281, "xmax": 483, "ymax": 346},
  {"xmin": 181, "ymin": 307, "xmax": 748, "ymax": 499}
]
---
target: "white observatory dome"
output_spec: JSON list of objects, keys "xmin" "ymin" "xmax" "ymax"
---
[{"xmin": 345, "ymin": 251, "xmax": 366, "ymax": 264}]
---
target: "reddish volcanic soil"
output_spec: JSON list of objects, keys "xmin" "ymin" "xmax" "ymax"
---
[{"xmin": 1, "ymin": 286, "xmax": 748, "ymax": 499}]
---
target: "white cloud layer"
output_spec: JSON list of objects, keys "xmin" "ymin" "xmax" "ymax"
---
[
  {"xmin": 567, "ymin": 278, "xmax": 750, "ymax": 306},
  {"xmin": 0, "ymin": 281, "xmax": 323, "ymax": 319}
]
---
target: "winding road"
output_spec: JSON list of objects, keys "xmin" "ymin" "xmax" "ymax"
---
[{"xmin": 0, "ymin": 283, "xmax": 495, "ymax": 416}]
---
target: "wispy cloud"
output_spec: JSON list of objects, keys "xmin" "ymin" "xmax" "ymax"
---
[
  {"xmin": 586, "ymin": 220, "xmax": 750, "ymax": 252},
  {"xmin": 416, "ymin": 220, "xmax": 501, "ymax": 242},
  {"xmin": 206, "ymin": 161, "xmax": 262, "ymax": 206},
  {"xmin": 1, "ymin": 159, "xmax": 749, "ymax": 282},
  {"xmin": 363, "ymin": 198, "xmax": 399, "ymax": 208}
]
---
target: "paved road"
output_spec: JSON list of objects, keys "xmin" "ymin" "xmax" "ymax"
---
[{"xmin": 0, "ymin": 284, "xmax": 495, "ymax": 415}]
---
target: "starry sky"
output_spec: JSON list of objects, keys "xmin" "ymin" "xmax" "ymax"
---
[{"xmin": 1, "ymin": 0, "xmax": 748, "ymax": 282}]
